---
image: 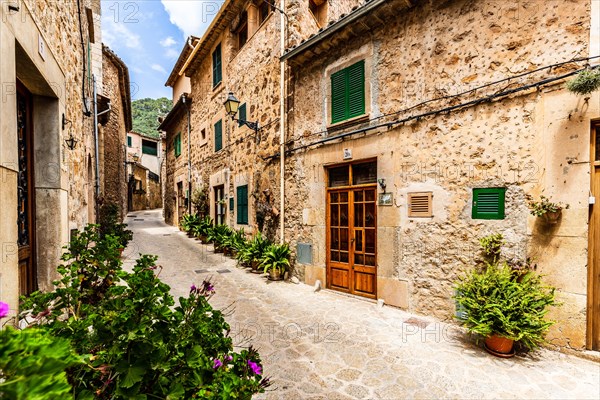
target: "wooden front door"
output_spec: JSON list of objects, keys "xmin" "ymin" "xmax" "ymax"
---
[
  {"xmin": 588, "ymin": 123, "xmax": 600, "ymax": 350},
  {"xmin": 327, "ymin": 161, "xmax": 377, "ymax": 299},
  {"xmin": 17, "ymin": 83, "xmax": 36, "ymax": 295}
]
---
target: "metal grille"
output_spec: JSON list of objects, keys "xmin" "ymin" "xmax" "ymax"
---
[{"xmin": 17, "ymin": 92, "xmax": 29, "ymax": 247}]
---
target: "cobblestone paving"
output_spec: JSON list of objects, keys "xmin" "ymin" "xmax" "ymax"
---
[{"xmin": 124, "ymin": 210, "xmax": 600, "ymax": 399}]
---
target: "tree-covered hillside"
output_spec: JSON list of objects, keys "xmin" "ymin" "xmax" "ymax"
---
[{"xmin": 132, "ymin": 97, "xmax": 172, "ymax": 138}]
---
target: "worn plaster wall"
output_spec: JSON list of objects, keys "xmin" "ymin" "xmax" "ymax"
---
[{"xmin": 285, "ymin": 0, "xmax": 596, "ymax": 351}]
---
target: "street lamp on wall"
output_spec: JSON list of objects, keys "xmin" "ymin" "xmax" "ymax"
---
[
  {"xmin": 223, "ymin": 92, "xmax": 261, "ymax": 144},
  {"xmin": 62, "ymin": 113, "xmax": 78, "ymax": 150}
]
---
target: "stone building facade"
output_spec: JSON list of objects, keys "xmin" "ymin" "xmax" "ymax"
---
[
  {"xmin": 126, "ymin": 131, "xmax": 162, "ymax": 211},
  {"xmin": 161, "ymin": 0, "xmax": 600, "ymax": 352},
  {"xmin": 0, "ymin": 0, "xmax": 129, "ymax": 318},
  {"xmin": 101, "ymin": 45, "xmax": 132, "ymax": 219}
]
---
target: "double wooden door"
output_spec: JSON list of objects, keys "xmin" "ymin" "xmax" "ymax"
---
[
  {"xmin": 17, "ymin": 83, "xmax": 36, "ymax": 295},
  {"xmin": 327, "ymin": 187, "xmax": 377, "ymax": 298},
  {"xmin": 589, "ymin": 123, "xmax": 600, "ymax": 350}
]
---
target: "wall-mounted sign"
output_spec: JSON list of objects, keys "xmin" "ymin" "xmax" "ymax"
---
[
  {"xmin": 343, "ymin": 148, "xmax": 352, "ymax": 160},
  {"xmin": 38, "ymin": 34, "xmax": 46, "ymax": 61},
  {"xmin": 379, "ymin": 192, "xmax": 393, "ymax": 206}
]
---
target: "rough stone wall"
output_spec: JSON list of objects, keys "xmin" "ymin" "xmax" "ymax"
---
[
  {"xmin": 285, "ymin": 0, "xmax": 596, "ymax": 351},
  {"xmin": 163, "ymin": 113, "xmax": 188, "ymax": 226},
  {"xmin": 22, "ymin": 0, "xmax": 99, "ymax": 227},
  {"xmin": 101, "ymin": 52, "xmax": 127, "ymax": 220}
]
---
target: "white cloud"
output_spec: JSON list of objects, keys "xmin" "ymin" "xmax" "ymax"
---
[
  {"xmin": 160, "ymin": 36, "xmax": 177, "ymax": 47},
  {"xmin": 102, "ymin": 13, "xmax": 141, "ymax": 49},
  {"xmin": 165, "ymin": 48, "xmax": 180, "ymax": 59},
  {"xmin": 151, "ymin": 64, "xmax": 168, "ymax": 74},
  {"xmin": 161, "ymin": 0, "xmax": 224, "ymax": 39}
]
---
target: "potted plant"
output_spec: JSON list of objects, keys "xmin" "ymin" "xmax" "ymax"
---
[
  {"xmin": 527, "ymin": 195, "xmax": 569, "ymax": 224},
  {"xmin": 247, "ymin": 232, "xmax": 271, "ymax": 273},
  {"xmin": 566, "ymin": 67, "xmax": 600, "ymax": 96},
  {"xmin": 454, "ymin": 262, "xmax": 558, "ymax": 357},
  {"xmin": 261, "ymin": 243, "xmax": 291, "ymax": 281},
  {"xmin": 193, "ymin": 216, "xmax": 213, "ymax": 243}
]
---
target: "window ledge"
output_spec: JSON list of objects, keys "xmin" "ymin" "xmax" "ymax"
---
[
  {"xmin": 211, "ymin": 82, "xmax": 224, "ymax": 99},
  {"xmin": 327, "ymin": 114, "xmax": 370, "ymax": 133}
]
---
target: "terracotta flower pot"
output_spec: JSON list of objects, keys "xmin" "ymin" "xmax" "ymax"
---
[
  {"xmin": 542, "ymin": 210, "xmax": 561, "ymax": 224},
  {"xmin": 484, "ymin": 335, "xmax": 515, "ymax": 358},
  {"xmin": 268, "ymin": 269, "xmax": 283, "ymax": 281}
]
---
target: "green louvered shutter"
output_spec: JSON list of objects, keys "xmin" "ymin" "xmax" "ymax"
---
[
  {"xmin": 472, "ymin": 188, "xmax": 506, "ymax": 220},
  {"xmin": 347, "ymin": 60, "xmax": 365, "ymax": 119},
  {"xmin": 174, "ymin": 133, "xmax": 181, "ymax": 157},
  {"xmin": 214, "ymin": 120, "xmax": 222, "ymax": 152},
  {"xmin": 212, "ymin": 44, "xmax": 222, "ymax": 87},
  {"xmin": 238, "ymin": 103, "xmax": 246, "ymax": 127},
  {"xmin": 237, "ymin": 185, "xmax": 248, "ymax": 224},
  {"xmin": 331, "ymin": 69, "xmax": 346, "ymax": 124}
]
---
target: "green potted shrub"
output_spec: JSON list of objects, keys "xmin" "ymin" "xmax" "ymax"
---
[
  {"xmin": 261, "ymin": 243, "xmax": 291, "ymax": 281},
  {"xmin": 527, "ymin": 195, "xmax": 569, "ymax": 224},
  {"xmin": 211, "ymin": 225, "xmax": 233, "ymax": 253},
  {"xmin": 566, "ymin": 68, "xmax": 600, "ymax": 95},
  {"xmin": 247, "ymin": 232, "xmax": 271, "ymax": 273},
  {"xmin": 454, "ymin": 262, "xmax": 558, "ymax": 357}
]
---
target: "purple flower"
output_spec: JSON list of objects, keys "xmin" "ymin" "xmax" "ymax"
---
[
  {"xmin": 0, "ymin": 302, "xmax": 9, "ymax": 318},
  {"xmin": 202, "ymin": 280, "xmax": 215, "ymax": 294},
  {"xmin": 247, "ymin": 360, "xmax": 262, "ymax": 375},
  {"xmin": 213, "ymin": 359, "xmax": 223, "ymax": 369},
  {"xmin": 190, "ymin": 284, "xmax": 197, "ymax": 293},
  {"xmin": 225, "ymin": 355, "xmax": 233, "ymax": 362}
]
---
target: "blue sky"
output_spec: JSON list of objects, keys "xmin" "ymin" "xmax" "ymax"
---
[{"xmin": 101, "ymin": 1, "xmax": 224, "ymax": 100}]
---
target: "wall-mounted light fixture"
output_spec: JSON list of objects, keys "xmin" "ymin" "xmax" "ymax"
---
[
  {"xmin": 223, "ymin": 92, "xmax": 261, "ymax": 144},
  {"xmin": 62, "ymin": 113, "xmax": 78, "ymax": 150},
  {"xmin": 378, "ymin": 178, "xmax": 387, "ymax": 192}
]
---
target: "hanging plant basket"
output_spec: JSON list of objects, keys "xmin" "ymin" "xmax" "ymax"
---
[
  {"xmin": 541, "ymin": 210, "xmax": 562, "ymax": 224},
  {"xmin": 566, "ymin": 68, "xmax": 600, "ymax": 95}
]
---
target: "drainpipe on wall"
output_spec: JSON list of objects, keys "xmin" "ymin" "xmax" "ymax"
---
[
  {"xmin": 182, "ymin": 94, "xmax": 192, "ymax": 215},
  {"xmin": 93, "ymin": 75, "xmax": 101, "ymax": 219},
  {"xmin": 279, "ymin": 0, "xmax": 286, "ymax": 244}
]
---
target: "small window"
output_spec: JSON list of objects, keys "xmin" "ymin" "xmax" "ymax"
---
[
  {"xmin": 331, "ymin": 60, "xmax": 366, "ymax": 124},
  {"xmin": 229, "ymin": 197, "xmax": 235, "ymax": 211},
  {"xmin": 142, "ymin": 139, "xmax": 158, "ymax": 156},
  {"xmin": 408, "ymin": 192, "xmax": 433, "ymax": 218},
  {"xmin": 352, "ymin": 161, "xmax": 377, "ymax": 185},
  {"xmin": 259, "ymin": 1, "xmax": 272, "ymax": 24},
  {"xmin": 237, "ymin": 11, "xmax": 248, "ymax": 49},
  {"xmin": 212, "ymin": 43, "xmax": 222, "ymax": 88},
  {"xmin": 328, "ymin": 166, "xmax": 349, "ymax": 187},
  {"xmin": 214, "ymin": 120, "xmax": 223, "ymax": 152},
  {"xmin": 174, "ymin": 133, "xmax": 181, "ymax": 157},
  {"xmin": 127, "ymin": 136, "xmax": 132, "ymax": 147},
  {"xmin": 238, "ymin": 103, "xmax": 247, "ymax": 127},
  {"xmin": 237, "ymin": 185, "xmax": 249, "ymax": 224},
  {"xmin": 309, "ymin": 0, "xmax": 327, "ymax": 27},
  {"xmin": 472, "ymin": 188, "xmax": 506, "ymax": 220},
  {"xmin": 201, "ymin": 128, "xmax": 206, "ymax": 141}
]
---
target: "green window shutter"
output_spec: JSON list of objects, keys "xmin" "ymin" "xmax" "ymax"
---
[
  {"xmin": 214, "ymin": 120, "xmax": 223, "ymax": 152},
  {"xmin": 174, "ymin": 133, "xmax": 181, "ymax": 157},
  {"xmin": 237, "ymin": 185, "xmax": 248, "ymax": 224},
  {"xmin": 212, "ymin": 44, "xmax": 222, "ymax": 87},
  {"xmin": 331, "ymin": 69, "xmax": 346, "ymax": 124},
  {"xmin": 229, "ymin": 197, "xmax": 234, "ymax": 211},
  {"xmin": 127, "ymin": 136, "xmax": 132, "ymax": 147},
  {"xmin": 331, "ymin": 60, "xmax": 365, "ymax": 124},
  {"xmin": 238, "ymin": 103, "xmax": 246, "ymax": 127},
  {"xmin": 347, "ymin": 60, "xmax": 365, "ymax": 119},
  {"xmin": 472, "ymin": 188, "xmax": 506, "ymax": 220}
]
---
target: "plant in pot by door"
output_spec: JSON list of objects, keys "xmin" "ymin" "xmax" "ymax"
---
[
  {"xmin": 454, "ymin": 262, "xmax": 558, "ymax": 357},
  {"xmin": 261, "ymin": 243, "xmax": 291, "ymax": 281},
  {"xmin": 247, "ymin": 233, "xmax": 271, "ymax": 273},
  {"xmin": 527, "ymin": 195, "xmax": 569, "ymax": 224}
]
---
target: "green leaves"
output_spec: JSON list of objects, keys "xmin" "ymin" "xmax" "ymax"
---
[
  {"xmin": 15, "ymin": 224, "xmax": 267, "ymax": 399},
  {"xmin": 454, "ymin": 262, "xmax": 558, "ymax": 351}
]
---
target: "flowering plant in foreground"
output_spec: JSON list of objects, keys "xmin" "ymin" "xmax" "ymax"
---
[
  {"xmin": 19, "ymin": 224, "xmax": 269, "ymax": 399},
  {"xmin": 0, "ymin": 301, "xmax": 9, "ymax": 318}
]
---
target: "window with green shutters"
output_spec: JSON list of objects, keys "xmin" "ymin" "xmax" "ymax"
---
[
  {"xmin": 142, "ymin": 139, "xmax": 158, "ymax": 156},
  {"xmin": 214, "ymin": 120, "xmax": 223, "ymax": 152},
  {"xmin": 472, "ymin": 188, "xmax": 506, "ymax": 220},
  {"xmin": 174, "ymin": 133, "xmax": 181, "ymax": 157},
  {"xmin": 127, "ymin": 136, "xmax": 132, "ymax": 147},
  {"xmin": 331, "ymin": 60, "xmax": 365, "ymax": 124},
  {"xmin": 238, "ymin": 103, "xmax": 246, "ymax": 127},
  {"xmin": 237, "ymin": 185, "xmax": 248, "ymax": 224},
  {"xmin": 212, "ymin": 43, "xmax": 222, "ymax": 88}
]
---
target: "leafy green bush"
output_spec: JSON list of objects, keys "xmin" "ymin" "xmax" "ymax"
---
[
  {"xmin": 181, "ymin": 213, "xmax": 200, "ymax": 233},
  {"xmin": 527, "ymin": 195, "xmax": 569, "ymax": 217},
  {"xmin": 479, "ymin": 233, "xmax": 504, "ymax": 262},
  {"xmin": 98, "ymin": 203, "xmax": 133, "ymax": 248},
  {"xmin": 0, "ymin": 327, "xmax": 83, "ymax": 400},
  {"xmin": 566, "ymin": 68, "xmax": 600, "ymax": 95},
  {"xmin": 261, "ymin": 243, "xmax": 291, "ymax": 274},
  {"xmin": 454, "ymin": 262, "xmax": 558, "ymax": 351},
  {"xmin": 20, "ymin": 225, "xmax": 268, "ymax": 399}
]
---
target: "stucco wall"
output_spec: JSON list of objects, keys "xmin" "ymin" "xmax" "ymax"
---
[{"xmin": 284, "ymin": 0, "xmax": 597, "ymax": 351}]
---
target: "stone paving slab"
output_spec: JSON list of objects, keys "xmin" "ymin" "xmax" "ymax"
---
[{"xmin": 124, "ymin": 210, "xmax": 600, "ymax": 399}]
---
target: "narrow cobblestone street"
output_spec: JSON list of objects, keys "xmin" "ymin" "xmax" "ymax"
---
[{"xmin": 124, "ymin": 210, "xmax": 600, "ymax": 400}]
